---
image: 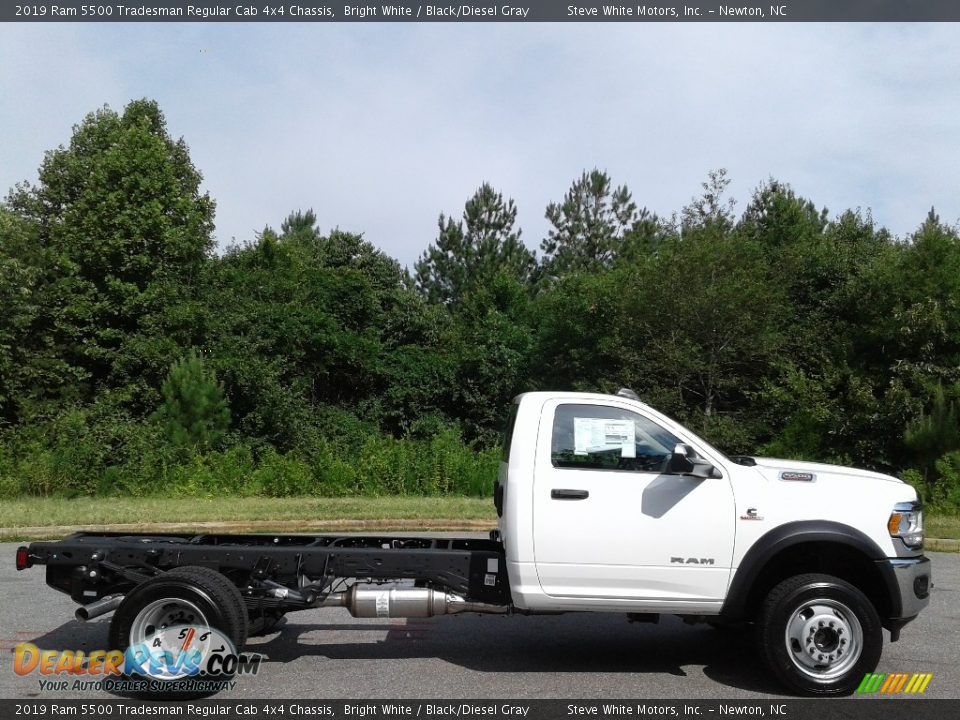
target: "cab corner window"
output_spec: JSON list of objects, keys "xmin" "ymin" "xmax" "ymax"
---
[{"xmin": 551, "ymin": 404, "xmax": 679, "ymax": 473}]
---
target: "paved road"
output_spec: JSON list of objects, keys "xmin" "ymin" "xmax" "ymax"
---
[{"xmin": 1, "ymin": 541, "xmax": 956, "ymax": 700}]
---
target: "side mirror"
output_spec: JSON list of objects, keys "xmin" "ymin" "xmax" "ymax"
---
[{"xmin": 669, "ymin": 443, "xmax": 719, "ymax": 479}]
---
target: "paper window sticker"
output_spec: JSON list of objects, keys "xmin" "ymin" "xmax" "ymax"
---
[
  {"xmin": 573, "ymin": 417, "xmax": 591, "ymax": 455},
  {"xmin": 606, "ymin": 420, "xmax": 636, "ymax": 458}
]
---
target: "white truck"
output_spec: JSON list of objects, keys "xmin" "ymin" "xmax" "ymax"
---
[{"xmin": 18, "ymin": 389, "xmax": 931, "ymax": 697}]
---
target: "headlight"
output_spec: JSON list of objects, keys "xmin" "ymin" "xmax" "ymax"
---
[{"xmin": 888, "ymin": 501, "xmax": 923, "ymax": 549}]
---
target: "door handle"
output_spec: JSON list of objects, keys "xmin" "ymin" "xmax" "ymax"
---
[{"xmin": 551, "ymin": 488, "xmax": 589, "ymax": 500}]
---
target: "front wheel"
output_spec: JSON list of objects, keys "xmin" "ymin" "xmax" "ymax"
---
[{"xmin": 758, "ymin": 573, "xmax": 882, "ymax": 696}]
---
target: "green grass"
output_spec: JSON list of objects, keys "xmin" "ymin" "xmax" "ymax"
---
[
  {"xmin": 927, "ymin": 510, "xmax": 960, "ymax": 541},
  {"xmin": 0, "ymin": 496, "xmax": 496, "ymax": 534}
]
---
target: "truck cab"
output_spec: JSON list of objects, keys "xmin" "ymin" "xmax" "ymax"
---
[{"xmin": 496, "ymin": 389, "xmax": 931, "ymax": 695}]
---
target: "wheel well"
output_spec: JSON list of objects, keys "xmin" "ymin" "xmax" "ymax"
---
[{"xmin": 740, "ymin": 542, "xmax": 891, "ymax": 621}]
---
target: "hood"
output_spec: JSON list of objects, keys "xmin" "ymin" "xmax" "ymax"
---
[{"xmin": 750, "ymin": 457, "xmax": 903, "ymax": 486}]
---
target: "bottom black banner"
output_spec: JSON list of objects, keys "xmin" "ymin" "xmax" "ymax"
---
[{"xmin": 2, "ymin": 699, "xmax": 957, "ymax": 720}]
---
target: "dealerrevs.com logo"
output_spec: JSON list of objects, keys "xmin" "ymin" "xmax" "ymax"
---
[
  {"xmin": 125, "ymin": 625, "xmax": 261, "ymax": 682},
  {"xmin": 857, "ymin": 672, "xmax": 933, "ymax": 694},
  {"xmin": 14, "ymin": 624, "xmax": 262, "ymax": 694}
]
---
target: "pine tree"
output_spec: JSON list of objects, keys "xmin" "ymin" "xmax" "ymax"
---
[
  {"xmin": 152, "ymin": 351, "xmax": 231, "ymax": 452},
  {"xmin": 414, "ymin": 183, "xmax": 535, "ymax": 304},
  {"xmin": 540, "ymin": 169, "xmax": 639, "ymax": 278}
]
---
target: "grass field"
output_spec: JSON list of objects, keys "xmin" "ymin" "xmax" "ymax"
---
[
  {"xmin": 0, "ymin": 496, "xmax": 497, "ymax": 539},
  {"xmin": 928, "ymin": 511, "xmax": 960, "ymax": 542},
  {"xmin": 1, "ymin": 497, "xmax": 957, "ymax": 548}
]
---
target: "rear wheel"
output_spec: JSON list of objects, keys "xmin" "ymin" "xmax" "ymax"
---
[
  {"xmin": 758, "ymin": 573, "xmax": 881, "ymax": 696},
  {"xmin": 108, "ymin": 566, "xmax": 248, "ymax": 699}
]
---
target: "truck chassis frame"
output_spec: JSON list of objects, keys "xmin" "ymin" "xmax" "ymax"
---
[{"xmin": 22, "ymin": 532, "xmax": 511, "ymax": 616}]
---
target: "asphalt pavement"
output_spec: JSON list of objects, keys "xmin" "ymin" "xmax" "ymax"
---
[{"xmin": 1, "ymin": 541, "xmax": 956, "ymax": 700}]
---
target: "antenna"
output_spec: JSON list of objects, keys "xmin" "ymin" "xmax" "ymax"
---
[{"xmin": 616, "ymin": 388, "xmax": 640, "ymax": 400}]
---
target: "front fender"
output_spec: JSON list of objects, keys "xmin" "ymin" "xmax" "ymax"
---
[{"xmin": 721, "ymin": 520, "xmax": 900, "ymax": 619}]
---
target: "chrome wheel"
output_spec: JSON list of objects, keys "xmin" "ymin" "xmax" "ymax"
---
[
  {"xmin": 784, "ymin": 598, "xmax": 863, "ymax": 682},
  {"xmin": 129, "ymin": 597, "xmax": 208, "ymax": 646},
  {"xmin": 109, "ymin": 567, "xmax": 248, "ymax": 698}
]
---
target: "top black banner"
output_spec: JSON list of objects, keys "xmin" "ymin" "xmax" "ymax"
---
[{"xmin": 5, "ymin": 1, "xmax": 960, "ymax": 23}]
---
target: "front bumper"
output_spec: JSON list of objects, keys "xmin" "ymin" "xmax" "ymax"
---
[{"xmin": 888, "ymin": 556, "xmax": 932, "ymax": 619}]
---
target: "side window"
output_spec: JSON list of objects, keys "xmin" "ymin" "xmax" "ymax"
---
[{"xmin": 551, "ymin": 404, "xmax": 680, "ymax": 473}]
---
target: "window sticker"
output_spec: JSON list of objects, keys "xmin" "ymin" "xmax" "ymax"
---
[{"xmin": 573, "ymin": 418, "xmax": 636, "ymax": 458}]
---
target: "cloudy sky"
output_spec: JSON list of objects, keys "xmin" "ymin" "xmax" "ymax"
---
[{"xmin": 1, "ymin": 22, "xmax": 958, "ymax": 267}]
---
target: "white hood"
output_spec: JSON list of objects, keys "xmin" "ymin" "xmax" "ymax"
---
[{"xmin": 751, "ymin": 457, "xmax": 903, "ymax": 486}]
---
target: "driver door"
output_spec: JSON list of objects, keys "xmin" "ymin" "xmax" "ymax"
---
[{"xmin": 532, "ymin": 399, "xmax": 735, "ymax": 601}]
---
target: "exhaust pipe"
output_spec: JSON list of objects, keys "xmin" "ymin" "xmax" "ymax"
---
[
  {"xmin": 76, "ymin": 595, "xmax": 124, "ymax": 622},
  {"xmin": 322, "ymin": 585, "xmax": 510, "ymax": 618}
]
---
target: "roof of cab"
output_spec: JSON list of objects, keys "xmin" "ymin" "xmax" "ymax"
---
[{"xmin": 513, "ymin": 390, "xmax": 654, "ymax": 412}]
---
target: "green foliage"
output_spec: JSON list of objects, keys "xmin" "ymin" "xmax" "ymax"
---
[
  {"xmin": 152, "ymin": 351, "xmax": 230, "ymax": 453},
  {"xmin": 905, "ymin": 385, "xmax": 960, "ymax": 483},
  {"xmin": 0, "ymin": 215, "xmax": 38, "ymax": 424},
  {"xmin": 0, "ymin": 208, "xmax": 84, "ymax": 425},
  {"xmin": 4, "ymin": 99, "xmax": 215, "ymax": 415},
  {"xmin": 541, "ymin": 169, "xmax": 646, "ymax": 278},
  {"xmin": 444, "ymin": 273, "xmax": 534, "ymax": 443},
  {"xmin": 0, "ymin": 422, "xmax": 497, "ymax": 500},
  {"xmin": 682, "ymin": 169, "xmax": 738, "ymax": 231},
  {"xmin": 931, "ymin": 451, "xmax": 960, "ymax": 508},
  {"xmin": 206, "ymin": 214, "xmax": 438, "ymax": 447},
  {"xmin": 530, "ymin": 267, "xmax": 631, "ymax": 391},
  {"xmin": 0, "ymin": 403, "xmax": 167, "ymax": 497},
  {"xmin": 755, "ymin": 365, "xmax": 839, "ymax": 460},
  {"xmin": 628, "ymin": 224, "xmax": 784, "ymax": 430},
  {"xmin": 415, "ymin": 183, "xmax": 536, "ymax": 305}
]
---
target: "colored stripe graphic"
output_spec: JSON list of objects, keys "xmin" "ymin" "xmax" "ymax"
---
[
  {"xmin": 890, "ymin": 673, "xmax": 909, "ymax": 693},
  {"xmin": 857, "ymin": 672, "xmax": 932, "ymax": 694},
  {"xmin": 890, "ymin": 673, "xmax": 910, "ymax": 692},
  {"xmin": 880, "ymin": 674, "xmax": 898, "ymax": 693},
  {"xmin": 857, "ymin": 673, "xmax": 885, "ymax": 693}
]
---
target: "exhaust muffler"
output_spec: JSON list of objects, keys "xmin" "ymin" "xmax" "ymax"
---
[{"xmin": 322, "ymin": 585, "xmax": 509, "ymax": 618}]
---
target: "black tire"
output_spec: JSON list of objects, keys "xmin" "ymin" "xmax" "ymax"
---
[
  {"xmin": 757, "ymin": 573, "xmax": 882, "ymax": 696},
  {"xmin": 108, "ymin": 566, "xmax": 249, "ymax": 699}
]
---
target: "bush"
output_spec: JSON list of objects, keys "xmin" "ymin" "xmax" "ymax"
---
[
  {"xmin": 165, "ymin": 446, "xmax": 257, "ymax": 497},
  {"xmin": 3, "ymin": 407, "xmax": 135, "ymax": 496},
  {"xmin": 0, "ymin": 414, "xmax": 499, "ymax": 500},
  {"xmin": 0, "ymin": 447, "xmax": 23, "ymax": 497},
  {"xmin": 251, "ymin": 448, "xmax": 315, "ymax": 497},
  {"xmin": 930, "ymin": 451, "xmax": 960, "ymax": 509},
  {"xmin": 902, "ymin": 455, "xmax": 960, "ymax": 510},
  {"xmin": 336, "ymin": 426, "xmax": 497, "ymax": 496}
]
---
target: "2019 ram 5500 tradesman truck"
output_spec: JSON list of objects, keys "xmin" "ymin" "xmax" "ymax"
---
[{"xmin": 17, "ymin": 389, "xmax": 931, "ymax": 696}]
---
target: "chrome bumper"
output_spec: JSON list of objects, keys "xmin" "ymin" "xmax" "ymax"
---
[{"xmin": 888, "ymin": 556, "xmax": 932, "ymax": 619}]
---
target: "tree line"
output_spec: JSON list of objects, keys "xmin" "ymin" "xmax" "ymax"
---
[{"xmin": 1, "ymin": 99, "xmax": 959, "ymax": 506}]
